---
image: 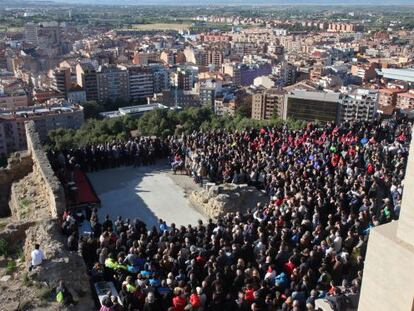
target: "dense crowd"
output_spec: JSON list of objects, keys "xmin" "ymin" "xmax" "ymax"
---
[
  {"xmin": 49, "ymin": 137, "xmax": 169, "ymax": 174},
  {"xmin": 53, "ymin": 118, "xmax": 411, "ymax": 311}
]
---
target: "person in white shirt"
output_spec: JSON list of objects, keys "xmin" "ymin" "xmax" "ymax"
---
[{"xmin": 30, "ymin": 244, "xmax": 45, "ymax": 270}]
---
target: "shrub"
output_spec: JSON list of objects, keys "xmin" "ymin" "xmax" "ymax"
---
[
  {"xmin": 6, "ymin": 260, "xmax": 16, "ymax": 275},
  {"xmin": 0, "ymin": 238, "xmax": 8, "ymax": 257}
]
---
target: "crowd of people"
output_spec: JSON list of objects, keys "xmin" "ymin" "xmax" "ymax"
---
[
  {"xmin": 49, "ymin": 137, "xmax": 170, "ymax": 180},
  {"xmin": 52, "ymin": 117, "xmax": 411, "ymax": 311}
]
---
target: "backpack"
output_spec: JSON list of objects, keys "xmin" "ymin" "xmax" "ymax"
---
[{"xmin": 56, "ymin": 291, "xmax": 64, "ymax": 303}]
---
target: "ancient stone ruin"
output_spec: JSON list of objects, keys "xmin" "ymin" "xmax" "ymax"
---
[
  {"xmin": 0, "ymin": 121, "xmax": 94, "ymax": 310},
  {"xmin": 189, "ymin": 183, "xmax": 268, "ymax": 219}
]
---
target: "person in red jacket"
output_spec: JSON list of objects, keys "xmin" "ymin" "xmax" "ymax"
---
[
  {"xmin": 172, "ymin": 289, "xmax": 187, "ymax": 311},
  {"xmin": 243, "ymin": 283, "xmax": 255, "ymax": 301},
  {"xmin": 367, "ymin": 162, "xmax": 375, "ymax": 175},
  {"xmin": 284, "ymin": 258, "xmax": 296, "ymax": 275},
  {"xmin": 189, "ymin": 289, "xmax": 201, "ymax": 310}
]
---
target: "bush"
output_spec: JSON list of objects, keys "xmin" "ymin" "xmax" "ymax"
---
[
  {"xmin": 6, "ymin": 260, "xmax": 16, "ymax": 274},
  {"xmin": 0, "ymin": 238, "xmax": 8, "ymax": 257}
]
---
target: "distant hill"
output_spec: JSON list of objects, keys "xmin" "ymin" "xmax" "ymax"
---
[{"xmin": 1, "ymin": 0, "xmax": 413, "ymax": 6}]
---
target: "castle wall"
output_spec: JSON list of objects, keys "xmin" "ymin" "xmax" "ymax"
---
[{"xmin": 24, "ymin": 121, "xmax": 66, "ymax": 218}]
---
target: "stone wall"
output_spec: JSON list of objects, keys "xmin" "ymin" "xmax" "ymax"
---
[
  {"xmin": 358, "ymin": 127, "xmax": 414, "ymax": 311},
  {"xmin": 190, "ymin": 183, "xmax": 268, "ymax": 219},
  {"xmin": 25, "ymin": 121, "xmax": 66, "ymax": 218},
  {"xmin": 0, "ymin": 152, "xmax": 32, "ymax": 217},
  {"xmin": 358, "ymin": 221, "xmax": 414, "ymax": 311}
]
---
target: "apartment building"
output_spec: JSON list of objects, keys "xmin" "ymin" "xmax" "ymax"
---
[
  {"xmin": 351, "ymin": 63, "xmax": 378, "ymax": 82},
  {"xmin": 24, "ymin": 22, "xmax": 39, "ymax": 46},
  {"xmin": 327, "ymin": 23, "xmax": 358, "ymax": 32},
  {"xmin": 0, "ymin": 87, "xmax": 29, "ymax": 110},
  {"xmin": 214, "ymin": 96, "xmax": 237, "ymax": 116},
  {"xmin": 279, "ymin": 63, "xmax": 297, "ymax": 86},
  {"xmin": 378, "ymin": 87, "xmax": 406, "ymax": 115},
  {"xmin": 50, "ymin": 67, "xmax": 71, "ymax": 94},
  {"xmin": 171, "ymin": 67, "xmax": 197, "ymax": 92},
  {"xmin": 199, "ymin": 79, "xmax": 222, "ymax": 108},
  {"xmin": 283, "ymin": 90, "xmax": 342, "ymax": 123},
  {"xmin": 397, "ymin": 91, "xmax": 414, "ymax": 111},
  {"xmin": 207, "ymin": 49, "xmax": 224, "ymax": 68},
  {"xmin": 96, "ymin": 65, "xmax": 129, "ymax": 103},
  {"xmin": 341, "ymin": 88, "xmax": 378, "ymax": 123},
  {"xmin": 67, "ymin": 86, "xmax": 87, "ymax": 104},
  {"xmin": 132, "ymin": 52, "xmax": 159, "ymax": 65},
  {"xmin": 251, "ymin": 87, "xmax": 285, "ymax": 120},
  {"xmin": 128, "ymin": 66, "xmax": 154, "ymax": 101},
  {"xmin": 33, "ymin": 88, "xmax": 65, "ymax": 104},
  {"xmin": 151, "ymin": 65, "xmax": 170, "ymax": 93},
  {"xmin": 0, "ymin": 99, "xmax": 84, "ymax": 155},
  {"xmin": 76, "ymin": 63, "xmax": 98, "ymax": 101}
]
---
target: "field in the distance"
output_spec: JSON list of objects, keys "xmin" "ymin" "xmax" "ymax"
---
[{"xmin": 128, "ymin": 23, "xmax": 192, "ymax": 31}]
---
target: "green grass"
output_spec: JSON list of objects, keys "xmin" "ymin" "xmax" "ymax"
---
[
  {"xmin": 0, "ymin": 221, "xmax": 7, "ymax": 231},
  {"xmin": 19, "ymin": 197, "xmax": 31, "ymax": 208},
  {"xmin": 16, "ymin": 249, "xmax": 25, "ymax": 262},
  {"xmin": 6, "ymin": 260, "xmax": 16, "ymax": 275}
]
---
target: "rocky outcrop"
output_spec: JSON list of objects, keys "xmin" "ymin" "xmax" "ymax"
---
[
  {"xmin": 9, "ymin": 172, "xmax": 51, "ymax": 221},
  {"xmin": 23, "ymin": 220, "xmax": 95, "ymax": 310},
  {"xmin": 0, "ymin": 220, "xmax": 36, "ymax": 250},
  {"xmin": 189, "ymin": 183, "xmax": 268, "ymax": 219},
  {"xmin": 0, "ymin": 152, "xmax": 32, "ymax": 217},
  {"xmin": 0, "ymin": 123, "xmax": 93, "ymax": 311}
]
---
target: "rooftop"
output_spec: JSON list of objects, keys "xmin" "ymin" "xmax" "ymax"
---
[
  {"xmin": 0, "ymin": 101, "xmax": 82, "ymax": 119},
  {"xmin": 100, "ymin": 103, "xmax": 168, "ymax": 119},
  {"xmin": 288, "ymin": 89, "xmax": 342, "ymax": 102},
  {"xmin": 378, "ymin": 68, "xmax": 414, "ymax": 83}
]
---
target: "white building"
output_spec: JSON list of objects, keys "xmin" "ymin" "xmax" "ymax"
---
[
  {"xmin": 340, "ymin": 88, "xmax": 378, "ymax": 123},
  {"xmin": 253, "ymin": 76, "xmax": 275, "ymax": 89}
]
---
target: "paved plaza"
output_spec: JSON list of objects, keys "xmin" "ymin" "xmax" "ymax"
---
[{"xmin": 86, "ymin": 164, "xmax": 207, "ymax": 229}]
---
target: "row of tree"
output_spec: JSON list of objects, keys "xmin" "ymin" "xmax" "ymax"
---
[{"xmin": 46, "ymin": 106, "xmax": 306, "ymax": 150}]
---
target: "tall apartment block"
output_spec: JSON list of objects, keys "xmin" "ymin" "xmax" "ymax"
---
[
  {"xmin": 96, "ymin": 65, "xmax": 129, "ymax": 103},
  {"xmin": 251, "ymin": 88, "xmax": 285, "ymax": 120},
  {"xmin": 341, "ymin": 88, "xmax": 378, "ymax": 123},
  {"xmin": 76, "ymin": 63, "xmax": 98, "ymax": 101},
  {"xmin": 24, "ymin": 22, "xmax": 39, "ymax": 46},
  {"xmin": 128, "ymin": 66, "xmax": 154, "ymax": 101}
]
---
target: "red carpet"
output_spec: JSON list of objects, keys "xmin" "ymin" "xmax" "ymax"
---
[{"xmin": 73, "ymin": 169, "xmax": 100, "ymax": 206}]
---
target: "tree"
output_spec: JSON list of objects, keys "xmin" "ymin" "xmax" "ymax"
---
[
  {"xmin": 272, "ymin": 105, "xmax": 279, "ymax": 120},
  {"xmin": 235, "ymin": 94, "xmax": 252, "ymax": 118},
  {"xmin": 81, "ymin": 101, "xmax": 104, "ymax": 119},
  {"xmin": 47, "ymin": 106, "xmax": 308, "ymax": 151}
]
